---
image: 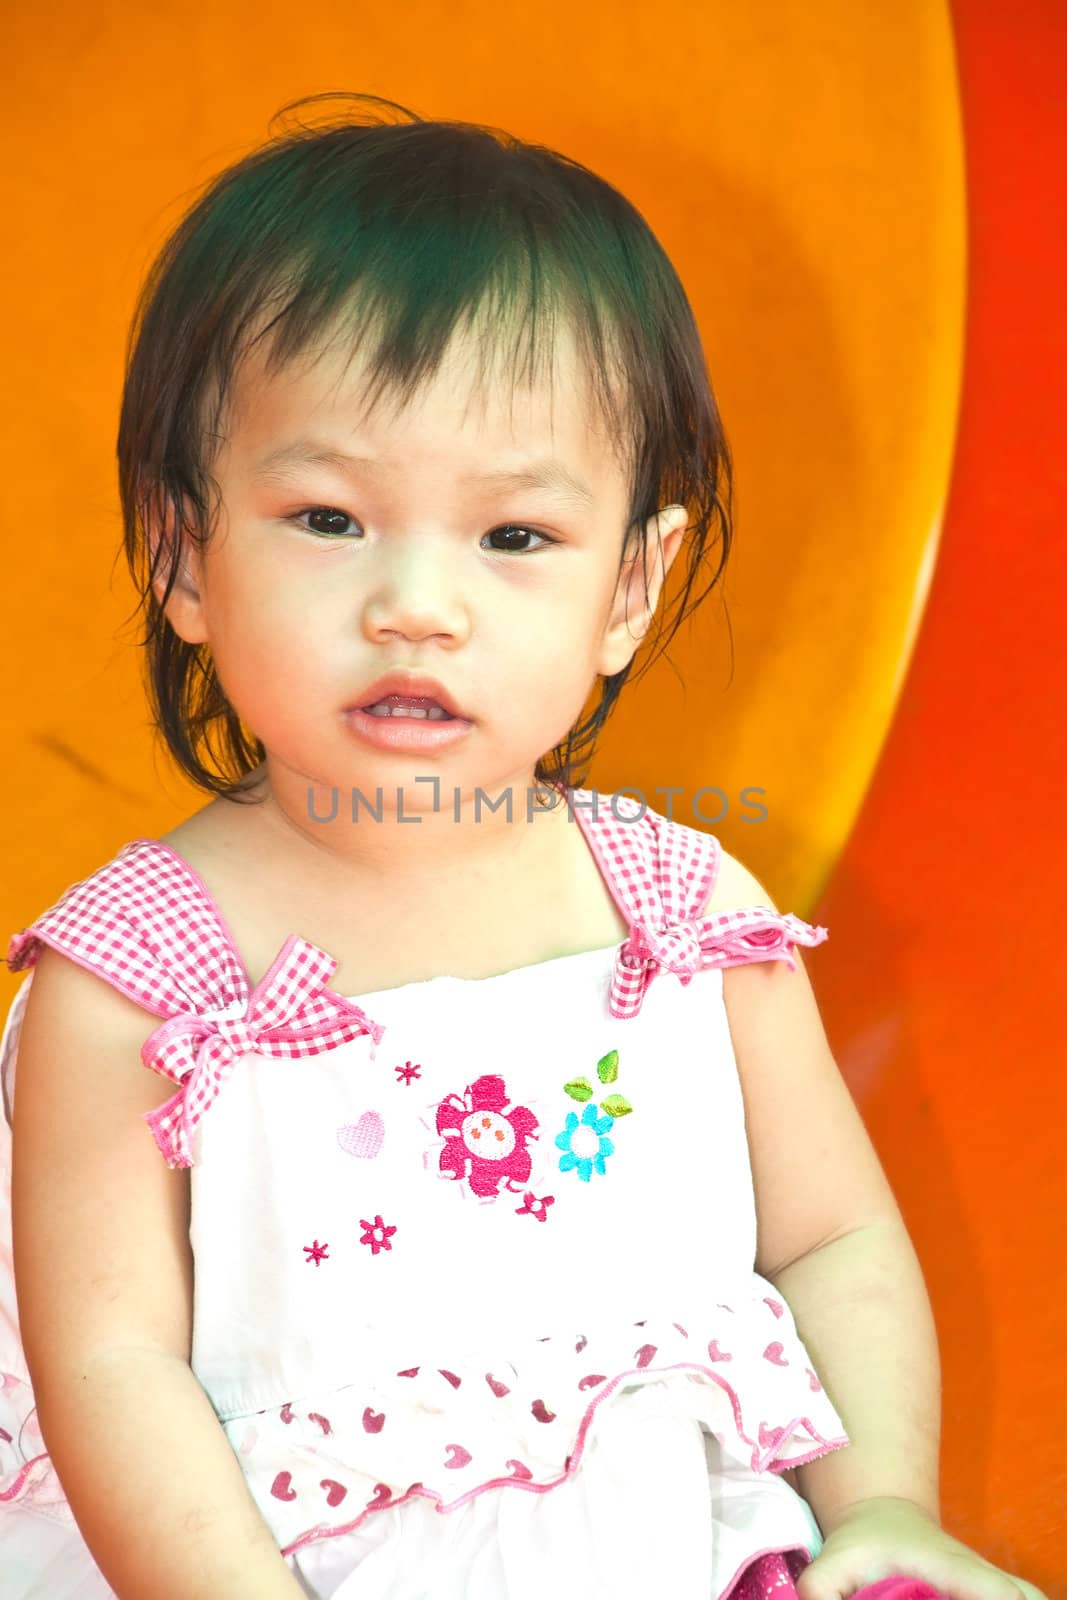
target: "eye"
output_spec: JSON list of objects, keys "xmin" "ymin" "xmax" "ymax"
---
[
  {"xmin": 294, "ymin": 508, "xmax": 559, "ymax": 553},
  {"xmin": 482, "ymin": 525, "xmax": 555, "ymax": 554},
  {"xmin": 291, "ymin": 507, "xmax": 362, "ymax": 539}
]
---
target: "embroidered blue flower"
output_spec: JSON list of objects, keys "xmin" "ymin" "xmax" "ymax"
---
[{"xmin": 555, "ymin": 1104, "xmax": 615, "ymax": 1182}]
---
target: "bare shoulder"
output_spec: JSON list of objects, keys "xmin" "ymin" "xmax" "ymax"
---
[
  {"xmin": 704, "ymin": 845, "xmax": 903, "ymax": 1279},
  {"xmin": 703, "ymin": 844, "xmax": 778, "ymax": 916},
  {"xmin": 158, "ymin": 793, "xmax": 243, "ymax": 859},
  {"xmin": 702, "ymin": 843, "xmax": 810, "ymax": 1019},
  {"xmin": 15, "ymin": 940, "xmax": 178, "ymax": 1105},
  {"xmin": 157, "ymin": 784, "xmax": 279, "ymax": 896}
]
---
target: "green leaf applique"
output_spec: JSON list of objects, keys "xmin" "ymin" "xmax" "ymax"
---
[
  {"xmin": 564, "ymin": 1077, "xmax": 595, "ymax": 1102},
  {"xmin": 600, "ymin": 1094, "xmax": 632, "ymax": 1119},
  {"xmin": 596, "ymin": 1049, "xmax": 619, "ymax": 1084}
]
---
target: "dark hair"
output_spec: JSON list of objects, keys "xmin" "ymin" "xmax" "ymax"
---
[{"xmin": 117, "ymin": 91, "xmax": 734, "ymax": 801}]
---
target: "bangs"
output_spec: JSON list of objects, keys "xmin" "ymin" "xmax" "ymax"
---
[
  {"xmin": 224, "ymin": 274, "xmax": 635, "ymax": 487},
  {"xmin": 191, "ymin": 130, "xmax": 650, "ymax": 485}
]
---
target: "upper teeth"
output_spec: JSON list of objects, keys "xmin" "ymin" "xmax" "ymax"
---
[{"xmin": 364, "ymin": 701, "xmax": 452, "ymax": 720}]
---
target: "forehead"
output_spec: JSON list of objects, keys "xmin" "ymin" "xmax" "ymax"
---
[{"xmin": 218, "ymin": 309, "xmax": 632, "ymax": 493}]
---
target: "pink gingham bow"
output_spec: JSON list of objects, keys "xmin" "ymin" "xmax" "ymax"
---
[
  {"xmin": 609, "ymin": 909, "xmax": 829, "ymax": 1020},
  {"xmin": 622, "ymin": 917, "xmax": 705, "ymax": 988},
  {"xmin": 141, "ymin": 934, "xmax": 384, "ymax": 1168}
]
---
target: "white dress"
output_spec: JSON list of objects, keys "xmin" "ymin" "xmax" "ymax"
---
[{"xmin": 0, "ymin": 788, "xmax": 848, "ymax": 1599}]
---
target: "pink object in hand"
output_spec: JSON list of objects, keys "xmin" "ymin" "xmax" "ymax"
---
[
  {"xmin": 732, "ymin": 1553, "xmax": 953, "ymax": 1600},
  {"xmin": 851, "ymin": 1583, "xmax": 952, "ymax": 1600}
]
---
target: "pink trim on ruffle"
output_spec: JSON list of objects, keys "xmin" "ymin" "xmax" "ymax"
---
[
  {"xmin": 269, "ymin": 1355, "xmax": 849, "ymax": 1558},
  {"xmin": 0, "ymin": 1451, "xmax": 49, "ymax": 1503},
  {"xmin": 0, "ymin": 1372, "xmax": 69, "ymax": 1516}
]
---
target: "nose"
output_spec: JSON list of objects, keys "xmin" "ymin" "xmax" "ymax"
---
[{"xmin": 360, "ymin": 537, "xmax": 472, "ymax": 646}]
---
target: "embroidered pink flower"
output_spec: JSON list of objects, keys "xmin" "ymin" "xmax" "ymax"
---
[
  {"xmin": 515, "ymin": 1191, "xmax": 555, "ymax": 1222},
  {"xmin": 360, "ymin": 1215, "xmax": 397, "ymax": 1254},
  {"xmin": 436, "ymin": 1074, "xmax": 539, "ymax": 1199}
]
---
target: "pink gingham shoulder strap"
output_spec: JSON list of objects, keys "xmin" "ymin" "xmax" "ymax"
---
[
  {"xmin": 571, "ymin": 789, "xmax": 830, "ymax": 1019},
  {"xmin": 5, "ymin": 841, "xmax": 383, "ymax": 1169}
]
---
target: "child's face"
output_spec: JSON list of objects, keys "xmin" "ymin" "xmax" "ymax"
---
[{"xmin": 159, "ymin": 316, "xmax": 686, "ymax": 807}]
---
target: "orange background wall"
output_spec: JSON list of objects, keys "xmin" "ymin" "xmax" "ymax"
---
[
  {"xmin": 810, "ymin": 3, "xmax": 1067, "ymax": 1573},
  {"xmin": 2, "ymin": 0, "xmax": 1064, "ymax": 1590}
]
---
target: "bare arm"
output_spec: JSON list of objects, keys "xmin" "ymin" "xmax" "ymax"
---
[
  {"xmin": 12, "ymin": 946, "xmax": 306, "ymax": 1599},
  {"xmin": 766, "ymin": 1221, "xmax": 941, "ymax": 1535},
  {"xmin": 713, "ymin": 850, "xmax": 942, "ymax": 1533}
]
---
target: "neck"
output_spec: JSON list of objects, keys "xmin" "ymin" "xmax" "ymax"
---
[{"xmin": 241, "ymin": 761, "xmax": 575, "ymax": 887}]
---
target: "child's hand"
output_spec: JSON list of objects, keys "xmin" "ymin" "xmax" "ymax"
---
[{"xmin": 794, "ymin": 1495, "xmax": 1049, "ymax": 1600}]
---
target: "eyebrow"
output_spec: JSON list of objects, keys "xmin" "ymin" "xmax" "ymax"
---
[{"xmin": 250, "ymin": 439, "xmax": 595, "ymax": 509}]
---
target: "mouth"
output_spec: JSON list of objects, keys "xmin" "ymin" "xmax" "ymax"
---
[
  {"xmin": 344, "ymin": 687, "xmax": 474, "ymax": 753},
  {"xmin": 359, "ymin": 694, "xmax": 457, "ymax": 722},
  {"xmin": 351, "ymin": 674, "xmax": 470, "ymax": 722}
]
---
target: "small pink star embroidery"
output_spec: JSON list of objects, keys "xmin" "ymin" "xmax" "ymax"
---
[
  {"xmin": 395, "ymin": 1061, "xmax": 422, "ymax": 1085},
  {"xmin": 303, "ymin": 1240, "xmax": 330, "ymax": 1265},
  {"xmin": 360, "ymin": 1215, "xmax": 397, "ymax": 1255},
  {"xmin": 515, "ymin": 1191, "xmax": 555, "ymax": 1223}
]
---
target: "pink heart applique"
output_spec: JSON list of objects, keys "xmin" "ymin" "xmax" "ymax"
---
[
  {"xmin": 485, "ymin": 1373, "xmax": 511, "ymax": 1397},
  {"xmin": 367, "ymin": 1483, "xmax": 393, "ymax": 1508},
  {"xmin": 362, "ymin": 1407, "xmax": 386, "ymax": 1433},
  {"xmin": 578, "ymin": 1373, "xmax": 607, "ymax": 1391},
  {"xmin": 575, "ymin": 1334, "xmax": 588, "ymax": 1353},
  {"xmin": 397, "ymin": 1366, "xmax": 420, "ymax": 1377},
  {"xmin": 444, "ymin": 1442, "xmax": 472, "ymax": 1469},
  {"xmin": 806, "ymin": 1367, "xmax": 823, "ymax": 1392},
  {"xmin": 634, "ymin": 1343, "xmax": 657, "ymax": 1368},
  {"xmin": 531, "ymin": 1398, "xmax": 556, "ymax": 1423},
  {"xmin": 764, "ymin": 1296, "xmax": 785, "ymax": 1319},
  {"xmin": 439, "ymin": 1369, "xmax": 462, "ymax": 1389},
  {"xmin": 280, "ymin": 1402, "xmax": 295, "ymax": 1424},
  {"xmin": 707, "ymin": 1339, "xmax": 733, "ymax": 1362},
  {"xmin": 308, "ymin": 1412, "xmax": 332, "ymax": 1436},
  {"xmin": 271, "ymin": 1471, "xmax": 297, "ymax": 1501},
  {"xmin": 506, "ymin": 1459, "xmax": 533, "ymax": 1479},
  {"xmin": 320, "ymin": 1478, "xmax": 348, "ymax": 1507},
  {"xmin": 337, "ymin": 1112, "xmax": 385, "ymax": 1159},
  {"xmin": 763, "ymin": 1342, "xmax": 789, "ymax": 1367},
  {"xmin": 673, "ymin": 1323, "xmax": 689, "ymax": 1338}
]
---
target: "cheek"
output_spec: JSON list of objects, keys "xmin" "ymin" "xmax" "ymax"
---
[
  {"xmin": 515, "ymin": 570, "xmax": 614, "ymax": 676},
  {"xmin": 208, "ymin": 579, "xmax": 334, "ymax": 707},
  {"xmin": 485, "ymin": 594, "xmax": 587, "ymax": 683},
  {"xmin": 219, "ymin": 543, "xmax": 331, "ymax": 635}
]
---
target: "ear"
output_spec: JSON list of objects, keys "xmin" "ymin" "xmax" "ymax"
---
[
  {"xmin": 144, "ymin": 486, "xmax": 210, "ymax": 645},
  {"xmin": 596, "ymin": 504, "xmax": 689, "ymax": 679}
]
